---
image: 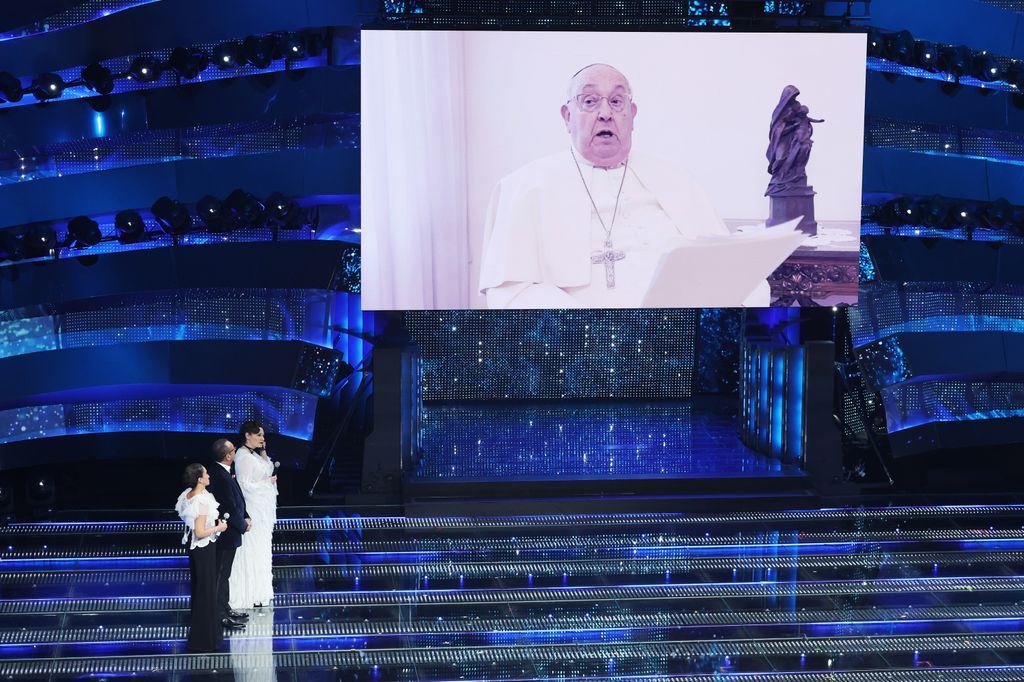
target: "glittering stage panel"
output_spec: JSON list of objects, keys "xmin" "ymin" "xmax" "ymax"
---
[
  {"xmin": 415, "ymin": 399, "xmax": 791, "ymax": 481},
  {"xmin": 405, "ymin": 309, "xmax": 697, "ymax": 400}
]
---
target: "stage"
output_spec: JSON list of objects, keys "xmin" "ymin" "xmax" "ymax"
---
[{"xmin": 3, "ymin": 504, "xmax": 1024, "ymax": 679}]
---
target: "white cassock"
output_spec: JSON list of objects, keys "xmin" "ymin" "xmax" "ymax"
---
[{"xmin": 479, "ymin": 150, "xmax": 771, "ymax": 309}]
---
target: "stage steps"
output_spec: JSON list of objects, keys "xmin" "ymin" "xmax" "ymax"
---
[{"xmin": 0, "ymin": 505, "xmax": 1022, "ymax": 679}]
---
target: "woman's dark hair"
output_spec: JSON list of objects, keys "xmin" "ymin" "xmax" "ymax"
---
[
  {"xmin": 239, "ymin": 420, "xmax": 264, "ymax": 439},
  {"xmin": 183, "ymin": 463, "xmax": 205, "ymax": 488}
]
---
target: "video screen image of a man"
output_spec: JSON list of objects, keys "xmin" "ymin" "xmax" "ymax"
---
[{"xmin": 478, "ymin": 63, "xmax": 771, "ymax": 309}]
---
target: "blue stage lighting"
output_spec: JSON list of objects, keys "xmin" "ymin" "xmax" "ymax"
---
[
  {"xmin": 114, "ymin": 210, "xmax": 147, "ymax": 244},
  {"xmin": 0, "ymin": 231, "xmax": 24, "ymax": 262},
  {"xmin": 213, "ymin": 42, "xmax": 242, "ymax": 69},
  {"xmin": 151, "ymin": 196, "xmax": 193, "ymax": 235},
  {"xmin": 129, "ymin": 56, "xmax": 161, "ymax": 83},
  {"xmin": 167, "ymin": 47, "xmax": 209, "ymax": 80},
  {"xmin": 32, "ymin": 73, "xmax": 65, "ymax": 100},
  {"xmin": 242, "ymin": 36, "xmax": 275, "ymax": 69},
  {"xmin": 0, "ymin": 71, "xmax": 22, "ymax": 102},
  {"xmin": 81, "ymin": 63, "xmax": 114, "ymax": 95},
  {"xmin": 196, "ymin": 195, "xmax": 229, "ymax": 232},
  {"xmin": 223, "ymin": 189, "xmax": 266, "ymax": 229},
  {"xmin": 23, "ymin": 225, "xmax": 58, "ymax": 258},
  {"xmin": 67, "ymin": 216, "xmax": 102, "ymax": 247}
]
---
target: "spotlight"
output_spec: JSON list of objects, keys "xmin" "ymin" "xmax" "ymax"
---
[
  {"xmin": 919, "ymin": 196, "xmax": 951, "ymax": 228},
  {"xmin": 32, "ymin": 73, "xmax": 65, "ymax": 100},
  {"xmin": 213, "ymin": 41, "xmax": 242, "ymax": 69},
  {"xmin": 67, "ymin": 216, "xmax": 102, "ymax": 247},
  {"xmin": 168, "ymin": 47, "xmax": 209, "ymax": 80},
  {"xmin": 884, "ymin": 30, "xmax": 915, "ymax": 65},
  {"xmin": 913, "ymin": 40, "xmax": 939, "ymax": 70},
  {"xmin": 151, "ymin": 196, "xmax": 193, "ymax": 235},
  {"xmin": 266, "ymin": 192, "xmax": 304, "ymax": 229},
  {"xmin": 891, "ymin": 196, "xmax": 919, "ymax": 225},
  {"xmin": 26, "ymin": 473, "xmax": 55, "ymax": 508},
  {"xmin": 23, "ymin": 224, "xmax": 58, "ymax": 258},
  {"xmin": 972, "ymin": 52, "xmax": 1002, "ymax": 82},
  {"xmin": 81, "ymin": 62, "xmax": 114, "ymax": 95},
  {"xmin": 953, "ymin": 200, "xmax": 976, "ymax": 226},
  {"xmin": 0, "ymin": 231, "xmax": 24, "ymax": 261},
  {"xmin": 196, "ymin": 194, "xmax": 230, "ymax": 232},
  {"xmin": 242, "ymin": 36, "xmax": 275, "ymax": 69},
  {"xmin": 129, "ymin": 56, "xmax": 162, "ymax": 83},
  {"xmin": 0, "ymin": 71, "xmax": 23, "ymax": 102},
  {"xmin": 1005, "ymin": 61, "xmax": 1024, "ymax": 88},
  {"xmin": 981, "ymin": 198, "xmax": 1013, "ymax": 229},
  {"xmin": 938, "ymin": 45, "xmax": 971, "ymax": 77},
  {"xmin": 283, "ymin": 33, "xmax": 308, "ymax": 60},
  {"xmin": 114, "ymin": 210, "xmax": 147, "ymax": 243},
  {"xmin": 223, "ymin": 189, "xmax": 266, "ymax": 229},
  {"xmin": 866, "ymin": 29, "xmax": 886, "ymax": 59}
]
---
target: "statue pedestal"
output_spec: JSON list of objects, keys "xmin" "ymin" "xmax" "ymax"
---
[{"xmin": 767, "ymin": 190, "xmax": 817, "ymax": 236}]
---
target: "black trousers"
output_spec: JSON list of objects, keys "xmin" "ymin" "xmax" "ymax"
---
[
  {"xmin": 186, "ymin": 542, "xmax": 222, "ymax": 653},
  {"xmin": 215, "ymin": 540, "xmax": 237, "ymax": 619}
]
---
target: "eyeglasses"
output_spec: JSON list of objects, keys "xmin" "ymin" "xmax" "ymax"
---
[{"xmin": 570, "ymin": 93, "xmax": 631, "ymax": 113}]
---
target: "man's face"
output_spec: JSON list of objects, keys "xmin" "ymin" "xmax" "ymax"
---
[
  {"xmin": 561, "ymin": 65, "xmax": 637, "ymax": 168},
  {"xmin": 223, "ymin": 441, "xmax": 236, "ymax": 466}
]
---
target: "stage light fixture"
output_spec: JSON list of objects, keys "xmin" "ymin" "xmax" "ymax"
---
[
  {"xmin": 891, "ymin": 196, "xmax": 919, "ymax": 225},
  {"xmin": 242, "ymin": 36, "xmax": 275, "ymax": 69},
  {"xmin": 197, "ymin": 194, "xmax": 230, "ymax": 232},
  {"xmin": 866, "ymin": 29, "xmax": 886, "ymax": 58},
  {"xmin": 168, "ymin": 47, "xmax": 209, "ymax": 80},
  {"xmin": 266, "ymin": 192, "xmax": 304, "ymax": 229},
  {"xmin": 1005, "ymin": 61, "xmax": 1024, "ymax": 88},
  {"xmin": 151, "ymin": 196, "xmax": 193, "ymax": 235},
  {"xmin": 920, "ymin": 195, "xmax": 951, "ymax": 228},
  {"xmin": 223, "ymin": 189, "xmax": 266, "ymax": 229},
  {"xmin": 283, "ymin": 33, "xmax": 308, "ymax": 60},
  {"xmin": 81, "ymin": 62, "xmax": 114, "ymax": 95},
  {"xmin": 913, "ymin": 40, "xmax": 939, "ymax": 70},
  {"xmin": 67, "ymin": 216, "xmax": 102, "ymax": 247},
  {"xmin": 26, "ymin": 473, "xmax": 55, "ymax": 507},
  {"xmin": 0, "ymin": 71, "xmax": 23, "ymax": 102},
  {"xmin": 885, "ymin": 30, "xmax": 915, "ymax": 65},
  {"xmin": 971, "ymin": 52, "xmax": 1001, "ymax": 82},
  {"xmin": 938, "ymin": 45, "xmax": 971, "ymax": 77},
  {"xmin": 33, "ymin": 73, "xmax": 65, "ymax": 100},
  {"xmin": 213, "ymin": 42, "xmax": 242, "ymax": 69},
  {"xmin": 981, "ymin": 198, "xmax": 1013, "ymax": 229},
  {"xmin": 952, "ymin": 201, "xmax": 976, "ymax": 226},
  {"xmin": 23, "ymin": 224, "xmax": 58, "ymax": 258},
  {"xmin": 114, "ymin": 209, "xmax": 147, "ymax": 243},
  {"xmin": 129, "ymin": 56, "xmax": 162, "ymax": 82},
  {"xmin": 0, "ymin": 231, "xmax": 24, "ymax": 261}
]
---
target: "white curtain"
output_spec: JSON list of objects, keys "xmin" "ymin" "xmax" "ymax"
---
[{"xmin": 361, "ymin": 31, "xmax": 470, "ymax": 310}]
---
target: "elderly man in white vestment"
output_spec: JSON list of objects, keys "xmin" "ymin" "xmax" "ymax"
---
[{"xmin": 478, "ymin": 63, "xmax": 771, "ymax": 309}]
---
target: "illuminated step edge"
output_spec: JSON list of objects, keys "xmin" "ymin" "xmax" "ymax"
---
[
  {"xmin": 3, "ymin": 549, "xmax": 1022, "ymax": 585},
  {"xmin": 3, "ymin": 528, "xmax": 1022, "ymax": 559},
  {"xmin": 2, "ymin": 576, "xmax": 1021, "ymax": 614},
  {"xmin": 5, "ymin": 505, "xmax": 1024, "ymax": 535},
  {"xmin": 4, "ymin": 635, "xmax": 1024, "ymax": 676},
  {"xmin": 3, "ymin": 604, "xmax": 1024, "ymax": 645}
]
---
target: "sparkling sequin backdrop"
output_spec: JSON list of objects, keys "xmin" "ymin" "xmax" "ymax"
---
[{"xmin": 405, "ymin": 310, "xmax": 696, "ymax": 400}]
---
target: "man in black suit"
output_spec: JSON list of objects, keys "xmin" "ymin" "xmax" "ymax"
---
[{"xmin": 207, "ymin": 438, "xmax": 251, "ymax": 630}]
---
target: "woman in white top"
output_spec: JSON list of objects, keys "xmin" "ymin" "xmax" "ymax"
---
[
  {"xmin": 228, "ymin": 420, "xmax": 278, "ymax": 609},
  {"xmin": 175, "ymin": 463, "xmax": 228, "ymax": 653}
]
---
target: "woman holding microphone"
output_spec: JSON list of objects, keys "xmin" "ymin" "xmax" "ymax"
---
[
  {"xmin": 229, "ymin": 420, "xmax": 278, "ymax": 609},
  {"xmin": 175, "ymin": 463, "xmax": 229, "ymax": 652}
]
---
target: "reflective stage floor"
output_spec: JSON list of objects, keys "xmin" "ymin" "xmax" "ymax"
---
[
  {"xmin": 415, "ymin": 399, "xmax": 798, "ymax": 481},
  {"xmin": 3, "ymin": 504, "xmax": 1024, "ymax": 679}
]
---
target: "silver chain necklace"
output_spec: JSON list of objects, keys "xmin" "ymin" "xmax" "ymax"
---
[{"xmin": 571, "ymin": 148, "xmax": 629, "ymax": 289}]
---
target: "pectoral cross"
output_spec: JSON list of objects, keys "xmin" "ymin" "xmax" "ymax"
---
[{"xmin": 591, "ymin": 240, "xmax": 626, "ymax": 289}]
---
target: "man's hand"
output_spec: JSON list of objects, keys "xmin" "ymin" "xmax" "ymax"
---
[{"xmin": 246, "ymin": 519, "xmax": 253, "ymax": 532}]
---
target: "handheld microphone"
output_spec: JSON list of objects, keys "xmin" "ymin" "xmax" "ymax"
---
[{"xmin": 214, "ymin": 512, "xmax": 230, "ymax": 538}]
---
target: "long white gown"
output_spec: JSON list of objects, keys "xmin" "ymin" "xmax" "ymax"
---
[{"xmin": 228, "ymin": 446, "xmax": 277, "ymax": 609}]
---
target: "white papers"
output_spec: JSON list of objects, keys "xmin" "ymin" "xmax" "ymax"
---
[{"xmin": 641, "ymin": 217, "xmax": 806, "ymax": 307}]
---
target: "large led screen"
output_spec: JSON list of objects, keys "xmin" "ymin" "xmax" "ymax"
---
[{"xmin": 362, "ymin": 31, "xmax": 866, "ymax": 310}]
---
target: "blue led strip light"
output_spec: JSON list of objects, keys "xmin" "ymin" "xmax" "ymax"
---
[
  {"xmin": 0, "ymin": 389, "xmax": 318, "ymax": 446},
  {"xmin": 881, "ymin": 379, "xmax": 1024, "ymax": 432},
  {"xmin": 0, "ymin": 113, "xmax": 359, "ymax": 185},
  {"xmin": 0, "ymin": 1, "xmax": 159, "ymax": 42},
  {"xmin": 866, "ymin": 116, "xmax": 1024, "ymax": 165},
  {"xmin": 860, "ymin": 222, "xmax": 1024, "ymax": 244}
]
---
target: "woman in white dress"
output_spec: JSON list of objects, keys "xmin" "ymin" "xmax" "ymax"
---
[{"xmin": 228, "ymin": 421, "xmax": 277, "ymax": 609}]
